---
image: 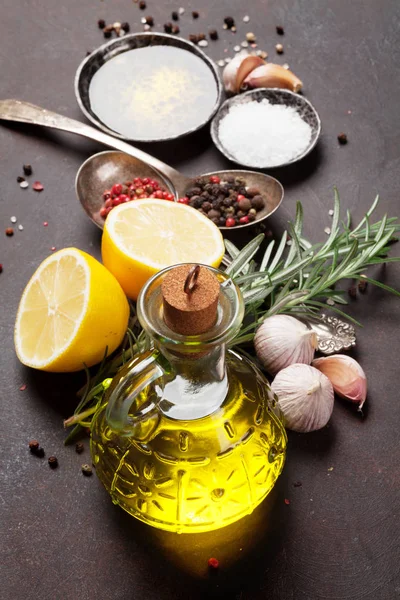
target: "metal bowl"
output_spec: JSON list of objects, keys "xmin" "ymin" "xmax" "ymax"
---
[
  {"xmin": 211, "ymin": 88, "xmax": 321, "ymax": 170},
  {"xmin": 75, "ymin": 33, "xmax": 223, "ymax": 143}
]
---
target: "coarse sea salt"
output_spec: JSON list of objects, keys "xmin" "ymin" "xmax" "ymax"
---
[{"xmin": 218, "ymin": 99, "xmax": 313, "ymax": 167}]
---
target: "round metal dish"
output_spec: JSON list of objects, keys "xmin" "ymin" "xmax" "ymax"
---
[
  {"xmin": 75, "ymin": 33, "xmax": 223, "ymax": 143},
  {"xmin": 211, "ymin": 88, "xmax": 321, "ymax": 170}
]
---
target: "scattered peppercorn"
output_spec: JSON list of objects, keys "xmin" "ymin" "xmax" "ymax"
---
[
  {"xmin": 171, "ymin": 11, "xmax": 179, "ymax": 21},
  {"xmin": 293, "ymin": 481, "xmax": 302, "ymax": 487},
  {"xmin": 209, "ymin": 29, "xmax": 218, "ymax": 40},
  {"xmin": 32, "ymin": 181, "xmax": 44, "ymax": 191},
  {"xmin": 189, "ymin": 34, "xmax": 199, "ymax": 44},
  {"xmin": 358, "ymin": 278, "xmax": 368, "ymax": 293},
  {"xmin": 82, "ymin": 464, "xmax": 93, "ymax": 476},
  {"xmin": 208, "ymin": 557, "xmax": 219, "ymax": 569},
  {"xmin": 275, "ymin": 43, "xmax": 284, "ymax": 54},
  {"xmin": 224, "ymin": 16, "xmax": 235, "ymax": 29},
  {"xmin": 284, "ymin": 498, "xmax": 290, "ymax": 505},
  {"xmin": 75, "ymin": 442, "xmax": 85, "ymax": 454},
  {"xmin": 0, "ymin": 264, "xmax": 3, "ymax": 273},
  {"xmin": 338, "ymin": 133, "xmax": 348, "ymax": 145},
  {"xmin": 192, "ymin": 10, "xmax": 199, "ymax": 18},
  {"xmin": 197, "ymin": 33, "xmax": 206, "ymax": 41},
  {"xmin": 164, "ymin": 22, "xmax": 173, "ymax": 33},
  {"xmin": 48, "ymin": 456, "xmax": 58, "ymax": 469},
  {"xmin": 19, "ymin": 383, "xmax": 27, "ymax": 391},
  {"xmin": 145, "ymin": 15, "xmax": 154, "ymax": 26},
  {"xmin": 17, "ymin": 176, "xmax": 25, "ymax": 183},
  {"xmin": 98, "ymin": 19, "xmax": 106, "ymax": 29},
  {"xmin": 172, "ymin": 25, "xmax": 180, "ymax": 34},
  {"xmin": 348, "ymin": 285, "xmax": 357, "ymax": 298},
  {"xmin": 139, "ymin": 0, "xmax": 146, "ymax": 9},
  {"xmin": 5, "ymin": 227, "xmax": 14, "ymax": 237},
  {"xmin": 103, "ymin": 29, "xmax": 112, "ymax": 39},
  {"xmin": 121, "ymin": 22, "xmax": 130, "ymax": 32},
  {"xmin": 29, "ymin": 440, "xmax": 40, "ymax": 452},
  {"xmin": 29, "ymin": 440, "xmax": 45, "ymax": 458},
  {"xmin": 276, "ymin": 25, "xmax": 284, "ymax": 35}
]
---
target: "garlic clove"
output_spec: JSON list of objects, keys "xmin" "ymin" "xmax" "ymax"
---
[
  {"xmin": 272, "ymin": 364, "xmax": 334, "ymax": 433},
  {"xmin": 243, "ymin": 63, "xmax": 303, "ymax": 93},
  {"xmin": 254, "ymin": 315, "xmax": 317, "ymax": 375},
  {"xmin": 222, "ymin": 52, "xmax": 266, "ymax": 93},
  {"xmin": 312, "ymin": 355, "xmax": 367, "ymax": 410}
]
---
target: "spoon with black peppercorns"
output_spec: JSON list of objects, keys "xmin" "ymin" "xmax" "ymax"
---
[{"xmin": 0, "ymin": 99, "xmax": 283, "ymax": 230}]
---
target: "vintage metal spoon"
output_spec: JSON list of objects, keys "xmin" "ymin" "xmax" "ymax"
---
[{"xmin": 0, "ymin": 99, "xmax": 284, "ymax": 230}]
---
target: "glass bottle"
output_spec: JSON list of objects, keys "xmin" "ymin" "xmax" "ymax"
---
[{"xmin": 90, "ymin": 264, "xmax": 287, "ymax": 533}]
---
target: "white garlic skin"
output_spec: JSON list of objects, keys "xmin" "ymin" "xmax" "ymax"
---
[
  {"xmin": 312, "ymin": 354, "xmax": 367, "ymax": 409},
  {"xmin": 271, "ymin": 364, "xmax": 334, "ymax": 432},
  {"xmin": 254, "ymin": 315, "xmax": 317, "ymax": 375}
]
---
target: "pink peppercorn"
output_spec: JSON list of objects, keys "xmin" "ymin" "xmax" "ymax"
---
[{"xmin": 225, "ymin": 217, "xmax": 236, "ymax": 227}]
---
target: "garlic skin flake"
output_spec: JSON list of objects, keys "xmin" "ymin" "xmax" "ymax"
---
[
  {"xmin": 312, "ymin": 355, "xmax": 367, "ymax": 409},
  {"xmin": 254, "ymin": 315, "xmax": 317, "ymax": 375},
  {"xmin": 272, "ymin": 364, "xmax": 334, "ymax": 432}
]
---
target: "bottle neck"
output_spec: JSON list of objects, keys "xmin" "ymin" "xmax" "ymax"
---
[{"xmin": 156, "ymin": 342, "xmax": 228, "ymax": 420}]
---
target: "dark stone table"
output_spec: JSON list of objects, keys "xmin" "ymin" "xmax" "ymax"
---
[{"xmin": 1, "ymin": 1, "xmax": 399, "ymax": 599}]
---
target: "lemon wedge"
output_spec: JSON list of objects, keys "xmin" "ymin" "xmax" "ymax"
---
[
  {"xmin": 14, "ymin": 248, "xmax": 129, "ymax": 372},
  {"xmin": 102, "ymin": 199, "xmax": 225, "ymax": 299}
]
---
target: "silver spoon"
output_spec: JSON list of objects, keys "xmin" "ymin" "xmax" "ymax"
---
[{"xmin": 0, "ymin": 99, "xmax": 284, "ymax": 231}]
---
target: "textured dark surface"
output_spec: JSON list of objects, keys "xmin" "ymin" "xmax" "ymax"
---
[{"xmin": 1, "ymin": 1, "xmax": 400, "ymax": 599}]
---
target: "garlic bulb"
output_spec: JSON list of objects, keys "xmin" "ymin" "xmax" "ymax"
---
[
  {"xmin": 223, "ymin": 52, "xmax": 266, "ymax": 93},
  {"xmin": 254, "ymin": 315, "xmax": 317, "ymax": 375},
  {"xmin": 243, "ymin": 63, "xmax": 303, "ymax": 93},
  {"xmin": 312, "ymin": 355, "xmax": 367, "ymax": 409},
  {"xmin": 271, "ymin": 364, "xmax": 334, "ymax": 432}
]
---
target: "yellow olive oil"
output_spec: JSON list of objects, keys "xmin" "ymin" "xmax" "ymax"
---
[{"xmin": 91, "ymin": 350, "xmax": 287, "ymax": 533}]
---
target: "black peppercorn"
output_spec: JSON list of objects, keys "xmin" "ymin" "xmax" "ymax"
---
[
  {"xmin": 82, "ymin": 464, "xmax": 93, "ymax": 476},
  {"xmin": 251, "ymin": 195, "xmax": 265, "ymax": 210},
  {"xmin": 48, "ymin": 456, "xmax": 58, "ymax": 469},
  {"xmin": 209, "ymin": 29, "xmax": 218, "ymax": 40},
  {"xmin": 121, "ymin": 22, "xmax": 130, "ymax": 32},
  {"xmin": 146, "ymin": 16, "xmax": 154, "ymax": 26},
  {"xmin": 164, "ymin": 22, "xmax": 173, "ymax": 33},
  {"xmin": 338, "ymin": 133, "xmax": 348, "ymax": 145},
  {"xmin": 192, "ymin": 10, "xmax": 199, "ymax": 19},
  {"xmin": 139, "ymin": 1, "xmax": 146, "ymax": 9},
  {"xmin": 246, "ymin": 186, "xmax": 260, "ymax": 197},
  {"xmin": 98, "ymin": 19, "xmax": 106, "ymax": 29},
  {"xmin": 202, "ymin": 202, "xmax": 212, "ymax": 212},
  {"xmin": 17, "ymin": 176, "xmax": 25, "ymax": 183},
  {"xmin": 35, "ymin": 447, "xmax": 45, "ymax": 458},
  {"xmin": 348, "ymin": 285, "xmax": 357, "ymax": 298},
  {"xmin": 171, "ymin": 11, "xmax": 179, "ymax": 21},
  {"xmin": 224, "ymin": 16, "xmax": 235, "ymax": 29},
  {"xmin": 190, "ymin": 196, "xmax": 202, "ymax": 208},
  {"xmin": 75, "ymin": 442, "xmax": 84, "ymax": 454},
  {"xmin": 29, "ymin": 440, "xmax": 40, "ymax": 452},
  {"xmin": 276, "ymin": 25, "xmax": 284, "ymax": 35},
  {"xmin": 23, "ymin": 164, "xmax": 32, "ymax": 176},
  {"xmin": 103, "ymin": 29, "xmax": 112, "ymax": 38}
]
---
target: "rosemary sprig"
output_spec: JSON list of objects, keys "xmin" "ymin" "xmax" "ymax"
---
[{"xmin": 64, "ymin": 191, "xmax": 399, "ymax": 440}]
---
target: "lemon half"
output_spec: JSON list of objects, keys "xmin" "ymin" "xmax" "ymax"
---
[{"xmin": 14, "ymin": 248, "xmax": 129, "ymax": 372}]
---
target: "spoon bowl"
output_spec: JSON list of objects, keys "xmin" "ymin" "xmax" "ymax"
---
[{"xmin": 76, "ymin": 152, "xmax": 284, "ymax": 231}]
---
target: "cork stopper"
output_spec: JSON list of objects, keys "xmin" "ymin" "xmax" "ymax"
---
[{"xmin": 162, "ymin": 265, "xmax": 220, "ymax": 335}]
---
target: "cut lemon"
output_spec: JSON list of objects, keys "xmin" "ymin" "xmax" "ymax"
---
[
  {"xmin": 14, "ymin": 248, "xmax": 129, "ymax": 372},
  {"xmin": 102, "ymin": 199, "xmax": 225, "ymax": 299}
]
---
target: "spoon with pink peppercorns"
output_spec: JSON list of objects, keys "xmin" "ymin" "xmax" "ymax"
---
[{"xmin": 0, "ymin": 99, "xmax": 283, "ymax": 231}]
